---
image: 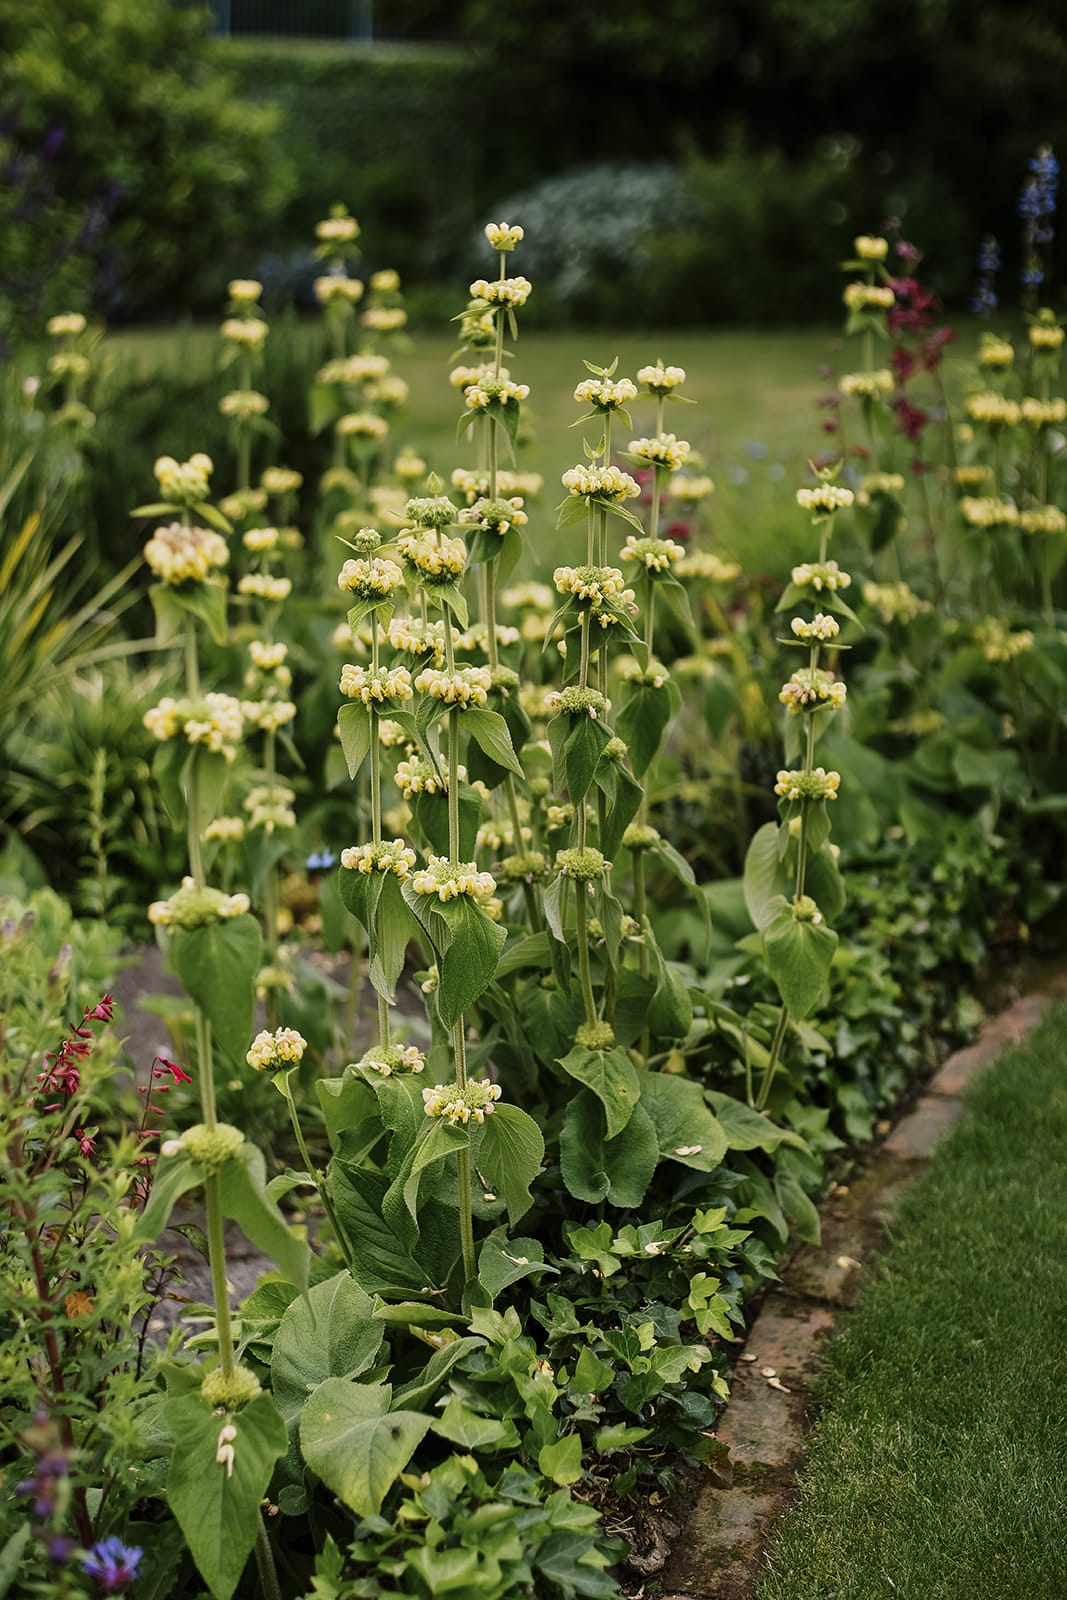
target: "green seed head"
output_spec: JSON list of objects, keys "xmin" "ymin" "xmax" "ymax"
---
[{"xmin": 201, "ymin": 1364, "xmax": 262, "ymax": 1411}]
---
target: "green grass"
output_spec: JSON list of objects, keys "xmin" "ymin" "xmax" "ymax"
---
[{"xmin": 758, "ymin": 1000, "xmax": 1067, "ymax": 1600}]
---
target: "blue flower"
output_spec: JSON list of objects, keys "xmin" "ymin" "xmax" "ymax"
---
[
  {"xmin": 81, "ymin": 1537, "xmax": 143, "ymax": 1593},
  {"xmin": 306, "ymin": 850, "xmax": 336, "ymax": 872}
]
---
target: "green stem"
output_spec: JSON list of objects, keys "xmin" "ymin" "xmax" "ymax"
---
[
  {"xmin": 574, "ymin": 887, "xmax": 599, "ymax": 1028},
  {"xmin": 204, "ymin": 1173, "xmax": 237, "ymax": 1379},
  {"xmin": 633, "ymin": 851, "xmax": 649, "ymax": 981},
  {"xmin": 254, "ymin": 1512, "xmax": 283, "ymax": 1600},
  {"xmin": 452, "ymin": 1018, "xmax": 476, "ymax": 1283},
  {"xmin": 282, "ymin": 1079, "xmax": 354, "ymax": 1269},
  {"xmin": 755, "ymin": 1006, "xmax": 791, "ymax": 1111}
]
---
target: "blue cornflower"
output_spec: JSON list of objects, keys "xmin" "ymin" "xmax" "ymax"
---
[
  {"xmin": 743, "ymin": 439, "xmax": 769, "ymax": 459},
  {"xmin": 81, "ymin": 1538, "xmax": 143, "ymax": 1593},
  {"xmin": 1021, "ymin": 266, "xmax": 1044, "ymax": 288},
  {"xmin": 306, "ymin": 850, "xmax": 336, "ymax": 872}
]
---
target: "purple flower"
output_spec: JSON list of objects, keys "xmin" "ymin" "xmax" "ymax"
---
[{"xmin": 81, "ymin": 1537, "xmax": 143, "ymax": 1593}]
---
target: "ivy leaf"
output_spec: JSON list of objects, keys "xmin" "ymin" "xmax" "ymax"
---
[
  {"xmin": 556, "ymin": 1045, "xmax": 639, "ymax": 1139},
  {"xmin": 337, "ymin": 702, "xmax": 372, "ymax": 779},
  {"xmin": 299, "ymin": 1379, "xmax": 432, "ymax": 1516},
  {"xmin": 538, "ymin": 1433, "xmax": 584, "ymax": 1485},
  {"xmin": 165, "ymin": 1391, "xmax": 287, "ymax": 1600},
  {"xmin": 169, "ymin": 914, "xmax": 262, "ymax": 1062},
  {"xmin": 473, "ymin": 1103, "xmax": 545, "ymax": 1225},
  {"xmin": 462, "ymin": 707, "xmax": 523, "ymax": 775},
  {"xmin": 432, "ymin": 1396, "xmax": 516, "ymax": 1450},
  {"xmin": 477, "ymin": 1228, "xmax": 556, "ymax": 1300},
  {"xmin": 434, "ymin": 894, "xmax": 506, "ymax": 1026}
]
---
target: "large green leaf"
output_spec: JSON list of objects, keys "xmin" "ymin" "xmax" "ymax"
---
[
  {"xmin": 270, "ymin": 1272, "xmax": 384, "ymax": 1424},
  {"xmin": 638, "ymin": 1073, "xmax": 728, "ymax": 1172},
  {"xmin": 327, "ymin": 1165, "xmax": 439, "ymax": 1296},
  {"xmin": 435, "ymin": 894, "xmax": 506, "ymax": 1026},
  {"xmin": 170, "ymin": 913, "xmax": 262, "ymax": 1062},
  {"xmin": 462, "ymin": 706, "xmax": 523, "ymax": 775},
  {"xmin": 706, "ymin": 1091, "xmax": 807, "ymax": 1154},
  {"xmin": 559, "ymin": 1091, "xmax": 658, "ymax": 1208},
  {"xmin": 743, "ymin": 821, "xmax": 785, "ymax": 932},
  {"xmin": 299, "ymin": 1379, "xmax": 431, "ymax": 1516},
  {"xmin": 616, "ymin": 681, "xmax": 673, "ymax": 777},
  {"xmin": 562, "ymin": 715, "xmax": 611, "ymax": 806},
  {"xmin": 132, "ymin": 1151, "xmax": 203, "ymax": 1244},
  {"xmin": 337, "ymin": 702, "xmax": 372, "ymax": 779},
  {"xmin": 556, "ymin": 1045, "xmax": 639, "ymax": 1139},
  {"xmin": 473, "ymin": 1103, "xmax": 545, "ymax": 1225},
  {"xmin": 218, "ymin": 1145, "xmax": 310, "ymax": 1293},
  {"xmin": 763, "ymin": 896, "xmax": 838, "ymax": 1019},
  {"xmin": 165, "ymin": 1390, "xmax": 287, "ymax": 1600}
]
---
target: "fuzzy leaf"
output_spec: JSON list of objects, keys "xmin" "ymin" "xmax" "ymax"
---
[
  {"xmin": 165, "ymin": 1391, "xmax": 287, "ymax": 1600},
  {"xmin": 299, "ymin": 1379, "xmax": 431, "ymax": 1515},
  {"xmin": 169, "ymin": 914, "xmax": 261, "ymax": 1062}
]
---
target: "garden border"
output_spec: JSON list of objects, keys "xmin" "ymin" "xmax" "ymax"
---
[{"xmin": 657, "ymin": 974, "xmax": 1066, "ymax": 1600}]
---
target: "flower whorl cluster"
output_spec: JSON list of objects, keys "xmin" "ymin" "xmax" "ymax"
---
[
  {"xmin": 414, "ymin": 665, "xmax": 491, "ymax": 708},
  {"xmin": 469, "ymin": 276, "xmax": 533, "ymax": 308},
  {"xmin": 314, "ymin": 274, "xmax": 364, "ymax": 305},
  {"xmin": 358, "ymin": 1042, "xmax": 426, "ymax": 1077},
  {"xmin": 621, "ymin": 534, "xmax": 685, "ymax": 574},
  {"xmin": 144, "ymin": 523, "xmax": 228, "ymax": 586},
  {"xmin": 144, "ymin": 694, "xmax": 244, "ymax": 762},
  {"xmin": 1029, "ymin": 313, "xmax": 1064, "ymax": 352},
  {"xmin": 843, "ymin": 282, "xmax": 895, "ymax": 311},
  {"xmin": 240, "ymin": 699, "xmax": 296, "ymax": 732},
  {"xmin": 974, "ymin": 618, "xmax": 1035, "ymax": 663},
  {"xmin": 790, "ymin": 612, "xmax": 840, "ymax": 643},
  {"xmin": 545, "ymin": 686, "xmax": 608, "ymax": 719},
  {"xmin": 163, "ymin": 1122, "xmax": 245, "ymax": 1174},
  {"xmin": 423, "ymin": 1078, "xmax": 502, "ymax": 1126},
  {"xmin": 555, "ymin": 846, "xmax": 609, "ymax": 883},
  {"xmin": 574, "ymin": 375, "xmax": 638, "ymax": 410},
  {"xmin": 412, "ymin": 856, "xmax": 497, "ymax": 903},
  {"xmin": 859, "ymin": 472, "xmax": 906, "ymax": 498},
  {"xmin": 148, "ymin": 878, "xmax": 251, "ymax": 929},
  {"xmin": 839, "ymin": 370, "xmax": 894, "ymax": 399},
  {"xmin": 239, "ymin": 573, "xmax": 292, "ymax": 602},
  {"xmin": 862, "ymin": 581, "xmax": 931, "ymax": 625},
  {"xmin": 853, "ymin": 235, "xmax": 889, "ymax": 261},
  {"xmin": 960, "ymin": 497, "xmax": 1019, "ymax": 529},
  {"xmin": 669, "ymin": 473, "xmax": 715, "ymax": 502},
  {"xmin": 637, "ymin": 363, "xmax": 686, "ymax": 394},
  {"xmin": 774, "ymin": 767, "xmax": 841, "ymax": 802},
  {"xmin": 339, "ymin": 663, "xmax": 414, "ymax": 705},
  {"xmin": 561, "ymin": 463, "xmax": 641, "ymax": 503},
  {"xmin": 154, "ymin": 453, "xmax": 214, "ymax": 507},
  {"xmin": 220, "ymin": 318, "xmax": 268, "ymax": 352},
  {"xmin": 397, "ymin": 530, "xmax": 467, "ymax": 583},
  {"xmin": 387, "ymin": 616, "xmax": 446, "ymax": 662},
  {"xmin": 463, "ymin": 376, "xmax": 530, "ymax": 410},
  {"xmin": 457, "ymin": 496, "xmax": 528, "ymax": 537},
  {"xmin": 1021, "ymin": 396, "xmax": 1067, "ymax": 429},
  {"xmin": 337, "ymin": 554, "xmax": 405, "ymax": 599},
  {"xmin": 246, "ymin": 1027, "xmax": 308, "ymax": 1072},
  {"xmin": 1020, "ymin": 504, "xmax": 1067, "ymax": 534},
  {"xmin": 219, "ymin": 390, "xmax": 269, "ymax": 419},
  {"xmin": 484, "ymin": 221, "xmax": 524, "ymax": 250},
  {"xmin": 791, "ymin": 560, "xmax": 852, "ymax": 593},
  {"xmin": 778, "ymin": 668, "xmax": 847, "ymax": 715},
  {"xmin": 244, "ymin": 783, "xmax": 296, "ymax": 833},
  {"xmin": 796, "ymin": 483, "xmax": 855, "ymax": 518},
  {"xmin": 677, "ymin": 550, "xmax": 741, "ymax": 583},
  {"xmin": 627, "ymin": 433, "xmax": 691, "ymax": 471},
  {"xmin": 965, "ymin": 392, "xmax": 1021, "ymax": 427},
  {"xmin": 337, "ymin": 412, "xmax": 389, "ymax": 441},
  {"xmin": 977, "ymin": 335, "xmax": 1015, "ymax": 370},
  {"xmin": 554, "ymin": 565, "xmax": 628, "ymax": 607},
  {"xmin": 395, "ymin": 756, "xmax": 463, "ymax": 797},
  {"xmin": 340, "ymin": 839, "xmax": 417, "ymax": 878}
]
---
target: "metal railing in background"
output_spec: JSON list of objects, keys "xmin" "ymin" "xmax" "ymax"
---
[{"xmin": 204, "ymin": 0, "xmax": 373, "ymax": 40}]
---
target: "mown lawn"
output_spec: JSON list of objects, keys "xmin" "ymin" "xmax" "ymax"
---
[{"xmin": 759, "ymin": 999, "xmax": 1067, "ymax": 1600}]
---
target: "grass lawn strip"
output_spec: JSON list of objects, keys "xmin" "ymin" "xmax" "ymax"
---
[{"xmin": 758, "ymin": 997, "xmax": 1067, "ymax": 1600}]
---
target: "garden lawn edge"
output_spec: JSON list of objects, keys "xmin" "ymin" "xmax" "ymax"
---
[{"xmin": 658, "ymin": 975, "xmax": 1066, "ymax": 1600}]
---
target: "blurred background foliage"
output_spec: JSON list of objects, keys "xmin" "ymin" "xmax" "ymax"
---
[{"xmin": 1, "ymin": 0, "xmax": 1064, "ymax": 336}]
